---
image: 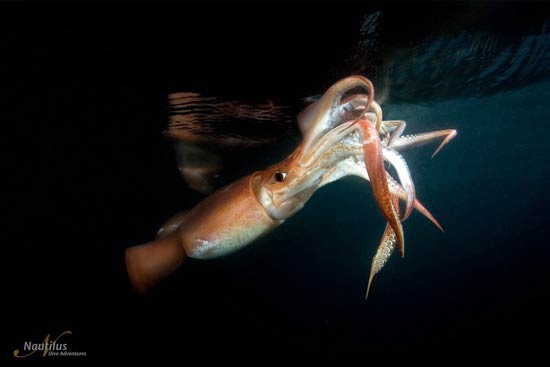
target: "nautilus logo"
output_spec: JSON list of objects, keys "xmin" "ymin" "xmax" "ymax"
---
[{"xmin": 13, "ymin": 330, "xmax": 87, "ymax": 358}]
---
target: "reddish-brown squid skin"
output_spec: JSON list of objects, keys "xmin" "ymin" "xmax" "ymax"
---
[
  {"xmin": 125, "ymin": 232, "xmax": 186, "ymax": 295},
  {"xmin": 125, "ymin": 173, "xmax": 279, "ymax": 294},
  {"xmin": 357, "ymin": 119, "xmax": 405, "ymax": 256}
]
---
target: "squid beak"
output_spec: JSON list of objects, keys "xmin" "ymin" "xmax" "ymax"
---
[{"xmin": 358, "ymin": 119, "xmax": 405, "ymax": 257}]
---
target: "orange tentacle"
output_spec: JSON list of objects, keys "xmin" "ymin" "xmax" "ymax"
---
[{"xmin": 357, "ymin": 119, "xmax": 405, "ymax": 257}]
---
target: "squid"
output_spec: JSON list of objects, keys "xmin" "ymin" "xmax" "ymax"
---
[{"xmin": 125, "ymin": 75, "xmax": 457, "ymax": 298}]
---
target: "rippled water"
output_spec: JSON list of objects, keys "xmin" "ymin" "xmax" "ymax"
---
[{"xmin": 386, "ymin": 21, "xmax": 550, "ymax": 100}]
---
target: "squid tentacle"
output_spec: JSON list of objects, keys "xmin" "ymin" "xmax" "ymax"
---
[
  {"xmin": 366, "ymin": 173, "xmax": 445, "ymax": 300},
  {"xmin": 356, "ymin": 119, "xmax": 405, "ymax": 257},
  {"xmin": 315, "ymin": 144, "xmax": 441, "ymax": 231},
  {"xmin": 339, "ymin": 95, "xmax": 383, "ymax": 132},
  {"xmin": 299, "ymin": 76, "xmax": 375, "ymax": 165},
  {"xmin": 389, "ymin": 129, "xmax": 457, "ymax": 157},
  {"xmin": 366, "ymin": 194, "xmax": 400, "ymax": 300},
  {"xmin": 381, "ymin": 120, "xmax": 407, "ymax": 147},
  {"xmin": 382, "ymin": 147, "xmax": 415, "ymax": 220},
  {"xmin": 386, "ymin": 172, "xmax": 443, "ymax": 232}
]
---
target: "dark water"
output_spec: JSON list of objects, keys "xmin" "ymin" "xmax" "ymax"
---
[{"xmin": 5, "ymin": 2, "xmax": 549, "ymax": 359}]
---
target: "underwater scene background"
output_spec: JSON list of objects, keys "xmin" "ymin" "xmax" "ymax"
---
[{"xmin": 5, "ymin": 2, "xmax": 549, "ymax": 357}]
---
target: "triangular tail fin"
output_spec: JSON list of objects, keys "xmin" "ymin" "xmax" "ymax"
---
[{"xmin": 125, "ymin": 233, "xmax": 186, "ymax": 294}]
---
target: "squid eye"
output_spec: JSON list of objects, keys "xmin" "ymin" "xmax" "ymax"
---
[{"xmin": 275, "ymin": 171, "xmax": 287, "ymax": 182}]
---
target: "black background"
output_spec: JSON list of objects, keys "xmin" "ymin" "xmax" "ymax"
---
[{"xmin": 5, "ymin": 1, "xmax": 550, "ymax": 360}]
